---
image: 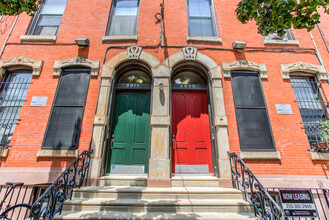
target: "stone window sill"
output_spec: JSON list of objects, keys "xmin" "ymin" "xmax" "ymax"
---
[
  {"xmin": 187, "ymin": 36, "xmax": 222, "ymax": 43},
  {"xmin": 264, "ymin": 39, "xmax": 299, "ymax": 46},
  {"xmin": 310, "ymin": 152, "xmax": 329, "ymax": 161},
  {"xmin": 102, "ymin": 35, "xmax": 137, "ymax": 43},
  {"xmin": 20, "ymin": 35, "xmax": 57, "ymax": 43},
  {"xmin": 239, "ymin": 151, "xmax": 281, "ymax": 160},
  {"xmin": 0, "ymin": 149, "xmax": 9, "ymax": 158},
  {"xmin": 37, "ymin": 149, "xmax": 78, "ymax": 158}
]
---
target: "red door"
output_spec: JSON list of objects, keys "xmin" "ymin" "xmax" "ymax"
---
[{"xmin": 172, "ymin": 90, "xmax": 213, "ymax": 173}]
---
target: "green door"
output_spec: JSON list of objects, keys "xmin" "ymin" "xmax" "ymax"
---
[{"xmin": 107, "ymin": 91, "xmax": 151, "ymax": 174}]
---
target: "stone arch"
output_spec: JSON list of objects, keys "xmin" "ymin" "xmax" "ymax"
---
[
  {"xmin": 222, "ymin": 60, "xmax": 268, "ymax": 79},
  {"xmin": 102, "ymin": 46, "xmax": 161, "ymax": 78},
  {"xmin": 161, "ymin": 47, "xmax": 231, "ymax": 178},
  {"xmin": 280, "ymin": 62, "xmax": 328, "ymax": 81},
  {"xmin": 162, "ymin": 47, "xmax": 222, "ymax": 80},
  {"xmin": 89, "ymin": 47, "xmax": 162, "ymax": 179},
  {"xmin": 53, "ymin": 57, "xmax": 100, "ymax": 76},
  {"xmin": 0, "ymin": 56, "xmax": 43, "ymax": 76}
]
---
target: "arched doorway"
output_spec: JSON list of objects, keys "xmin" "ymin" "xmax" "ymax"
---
[
  {"xmin": 106, "ymin": 65, "xmax": 152, "ymax": 174},
  {"xmin": 171, "ymin": 64, "xmax": 214, "ymax": 174}
]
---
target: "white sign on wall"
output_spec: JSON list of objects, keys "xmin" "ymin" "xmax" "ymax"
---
[
  {"xmin": 276, "ymin": 104, "xmax": 293, "ymax": 115},
  {"xmin": 30, "ymin": 96, "xmax": 48, "ymax": 107}
]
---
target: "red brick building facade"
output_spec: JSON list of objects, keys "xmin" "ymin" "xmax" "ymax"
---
[{"xmin": 0, "ymin": 0, "xmax": 328, "ymax": 190}]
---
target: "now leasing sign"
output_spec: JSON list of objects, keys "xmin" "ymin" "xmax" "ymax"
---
[{"xmin": 279, "ymin": 189, "xmax": 318, "ymax": 218}]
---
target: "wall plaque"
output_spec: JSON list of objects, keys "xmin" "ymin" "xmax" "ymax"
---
[
  {"xmin": 30, "ymin": 96, "xmax": 48, "ymax": 107},
  {"xmin": 276, "ymin": 104, "xmax": 293, "ymax": 115}
]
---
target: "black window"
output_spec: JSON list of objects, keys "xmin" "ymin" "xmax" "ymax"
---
[
  {"xmin": 27, "ymin": 0, "xmax": 67, "ymax": 35},
  {"xmin": 187, "ymin": 0, "xmax": 217, "ymax": 37},
  {"xmin": 42, "ymin": 69, "xmax": 90, "ymax": 149},
  {"xmin": 231, "ymin": 71, "xmax": 275, "ymax": 151},
  {"xmin": 107, "ymin": 0, "xmax": 140, "ymax": 36},
  {"xmin": 290, "ymin": 76, "xmax": 328, "ymax": 149},
  {"xmin": 0, "ymin": 71, "xmax": 32, "ymax": 149}
]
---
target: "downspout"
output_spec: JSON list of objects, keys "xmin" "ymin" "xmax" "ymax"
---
[
  {"xmin": 0, "ymin": 15, "xmax": 18, "ymax": 59},
  {"xmin": 309, "ymin": 31, "xmax": 329, "ymax": 83}
]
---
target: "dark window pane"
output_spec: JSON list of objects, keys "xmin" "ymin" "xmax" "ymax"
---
[
  {"xmin": 42, "ymin": 0, "xmax": 67, "ymax": 14},
  {"xmin": 189, "ymin": 18, "xmax": 202, "ymax": 36},
  {"xmin": 43, "ymin": 107, "xmax": 83, "ymax": 149},
  {"xmin": 200, "ymin": 18, "xmax": 214, "ymax": 36},
  {"xmin": 109, "ymin": 15, "xmax": 137, "ymax": 36},
  {"xmin": 172, "ymin": 71, "xmax": 205, "ymax": 84},
  {"xmin": 34, "ymin": 26, "xmax": 58, "ymax": 35},
  {"xmin": 37, "ymin": 15, "xmax": 62, "ymax": 26},
  {"xmin": 231, "ymin": 72, "xmax": 265, "ymax": 107},
  {"xmin": 189, "ymin": 0, "xmax": 211, "ymax": 17},
  {"xmin": 236, "ymin": 109, "xmax": 274, "ymax": 150},
  {"xmin": 116, "ymin": 0, "xmax": 138, "ymax": 15},
  {"xmin": 55, "ymin": 71, "xmax": 90, "ymax": 106},
  {"xmin": 118, "ymin": 70, "xmax": 151, "ymax": 83}
]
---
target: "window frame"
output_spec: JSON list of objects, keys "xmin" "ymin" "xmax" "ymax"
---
[
  {"xmin": 186, "ymin": 0, "xmax": 219, "ymax": 37},
  {"xmin": 27, "ymin": 0, "xmax": 67, "ymax": 35},
  {"xmin": 231, "ymin": 71, "xmax": 276, "ymax": 152},
  {"xmin": 0, "ymin": 69, "xmax": 32, "ymax": 149},
  {"xmin": 42, "ymin": 68, "xmax": 91, "ymax": 150},
  {"xmin": 106, "ymin": 0, "xmax": 140, "ymax": 36}
]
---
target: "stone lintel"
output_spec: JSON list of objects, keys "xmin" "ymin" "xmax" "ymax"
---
[
  {"xmin": 20, "ymin": 35, "xmax": 57, "ymax": 42},
  {"xmin": 37, "ymin": 149, "xmax": 79, "ymax": 158},
  {"xmin": 239, "ymin": 151, "xmax": 281, "ymax": 160},
  {"xmin": 310, "ymin": 152, "xmax": 329, "ymax": 161},
  {"xmin": 0, "ymin": 149, "xmax": 9, "ymax": 157},
  {"xmin": 264, "ymin": 39, "xmax": 299, "ymax": 46}
]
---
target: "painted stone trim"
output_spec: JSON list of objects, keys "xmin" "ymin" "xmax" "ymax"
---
[
  {"xmin": 240, "ymin": 151, "xmax": 281, "ymax": 160},
  {"xmin": 0, "ymin": 149, "xmax": 8, "ymax": 157},
  {"xmin": 215, "ymin": 116, "xmax": 228, "ymax": 127},
  {"xmin": 36, "ymin": 149, "xmax": 79, "ymax": 158},
  {"xmin": 0, "ymin": 56, "xmax": 43, "ymax": 76},
  {"xmin": 127, "ymin": 46, "xmax": 142, "ymax": 59},
  {"xmin": 182, "ymin": 46, "xmax": 197, "ymax": 60},
  {"xmin": 280, "ymin": 62, "xmax": 328, "ymax": 81},
  {"xmin": 150, "ymin": 115, "xmax": 170, "ymax": 126},
  {"xmin": 53, "ymin": 57, "xmax": 100, "ymax": 76},
  {"xmin": 264, "ymin": 39, "xmax": 299, "ymax": 46},
  {"xmin": 222, "ymin": 60, "xmax": 267, "ymax": 79},
  {"xmin": 20, "ymin": 35, "xmax": 57, "ymax": 42},
  {"xmin": 310, "ymin": 152, "xmax": 329, "ymax": 161},
  {"xmin": 187, "ymin": 36, "xmax": 222, "ymax": 43},
  {"xmin": 102, "ymin": 35, "xmax": 137, "ymax": 43}
]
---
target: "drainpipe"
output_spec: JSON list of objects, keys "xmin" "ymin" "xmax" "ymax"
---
[
  {"xmin": 309, "ymin": 31, "xmax": 329, "ymax": 83},
  {"xmin": 0, "ymin": 15, "xmax": 18, "ymax": 59}
]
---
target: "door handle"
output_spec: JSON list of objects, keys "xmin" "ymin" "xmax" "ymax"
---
[
  {"xmin": 110, "ymin": 135, "xmax": 114, "ymax": 149},
  {"xmin": 172, "ymin": 135, "xmax": 175, "ymax": 149}
]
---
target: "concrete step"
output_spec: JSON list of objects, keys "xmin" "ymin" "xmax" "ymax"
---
[
  {"xmin": 100, "ymin": 175, "xmax": 147, "ymax": 187},
  {"xmin": 62, "ymin": 198, "xmax": 253, "ymax": 213},
  {"xmin": 171, "ymin": 176, "xmax": 219, "ymax": 187},
  {"xmin": 72, "ymin": 186, "xmax": 245, "ymax": 200},
  {"xmin": 55, "ymin": 211, "xmax": 258, "ymax": 219}
]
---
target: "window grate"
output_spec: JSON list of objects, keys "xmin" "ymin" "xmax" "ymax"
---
[
  {"xmin": 290, "ymin": 77, "xmax": 329, "ymax": 152},
  {"xmin": 0, "ymin": 74, "xmax": 32, "ymax": 149}
]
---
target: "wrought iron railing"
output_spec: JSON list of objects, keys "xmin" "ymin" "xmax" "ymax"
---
[
  {"xmin": 267, "ymin": 188, "xmax": 329, "ymax": 220},
  {"xmin": 228, "ymin": 152, "xmax": 283, "ymax": 219},
  {"xmin": 0, "ymin": 150, "xmax": 92, "ymax": 220}
]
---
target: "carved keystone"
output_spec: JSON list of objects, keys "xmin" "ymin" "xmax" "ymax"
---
[
  {"xmin": 127, "ymin": 46, "xmax": 142, "ymax": 60},
  {"xmin": 182, "ymin": 47, "xmax": 197, "ymax": 60}
]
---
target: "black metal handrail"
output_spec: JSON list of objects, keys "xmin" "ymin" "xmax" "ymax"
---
[
  {"xmin": 228, "ymin": 152, "xmax": 283, "ymax": 219},
  {"xmin": 29, "ymin": 150, "xmax": 92, "ymax": 219}
]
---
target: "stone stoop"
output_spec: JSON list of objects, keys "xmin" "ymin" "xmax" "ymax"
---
[{"xmin": 54, "ymin": 177, "xmax": 258, "ymax": 220}]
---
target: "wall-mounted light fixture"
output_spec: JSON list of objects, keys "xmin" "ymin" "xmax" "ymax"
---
[
  {"xmin": 232, "ymin": 41, "xmax": 246, "ymax": 51},
  {"xmin": 75, "ymin": 38, "xmax": 90, "ymax": 48},
  {"xmin": 159, "ymin": 82, "xmax": 164, "ymax": 91}
]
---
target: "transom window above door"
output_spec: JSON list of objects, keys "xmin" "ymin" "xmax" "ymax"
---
[
  {"xmin": 27, "ymin": 0, "xmax": 68, "ymax": 35},
  {"xmin": 118, "ymin": 70, "xmax": 151, "ymax": 84},
  {"xmin": 107, "ymin": 0, "xmax": 140, "ymax": 36},
  {"xmin": 187, "ymin": 0, "xmax": 218, "ymax": 37},
  {"xmin": 172, "ymin": 71, "xmax": 206, "ymax": 85}
]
